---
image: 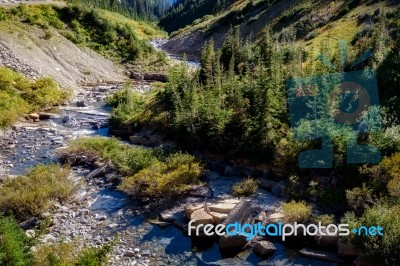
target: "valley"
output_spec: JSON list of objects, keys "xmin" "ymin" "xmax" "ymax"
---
[{"xmin": 0, "ymin": 0, "xmax": 400, "ymax": 266}]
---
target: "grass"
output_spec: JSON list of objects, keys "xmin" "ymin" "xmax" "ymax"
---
[
  {"xmin": 119, "ymin": 153, "xmax": 203, "ymax": 198},
  {"xmin": 64, "ymin": 137, "xmax": 157, "ymax": 175},
  {"xmin": 0, "ymin": 4, "xmax": 167, "ymax": 68},
  {"xmin": 64, "ymin": 137, "xmax": 203, "ymax": 199},
  {"xmin": 0, "ymin": 67, "xmax": 69, "ymax": 128},
  {"xmin": 231, "ymin": 178, "xmax": 259, "ymax": 197},
  {"xmin": 0, "ymin": 164, "xmax": 78, "ymax": 219}
]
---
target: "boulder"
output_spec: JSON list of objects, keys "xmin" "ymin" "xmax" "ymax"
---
[
  {"xmin": 219, "ymin": 200, "xmax": 252, "ymax": 250},
  {"xmin": 86, "ymin": 162, "xmax": 110, "ymax": 179},
  {"xmin": 300, "ymin": 248, "xmax": 343, "ymax": 263},
  {"xmin": 219, "ymin": 234, "xmax": 248, "ymax": 250},
  {"xmin": 338, "ymin": 242, "xmax": 360, "ymax": 258},
  {"xmin": 62, "ymin": 115, "xmax": 72, "ymax": 123},
  {"xmin": 143, "ymin": 73, "xmax": 168, "ymax": 82},
  {"xmin": 185, "ymin": 204, "xmax": 203, "ymax": 218},
  {"xmin": 210, "ymin": 212, "xmax": 227, "ymax": 224},
  {"xmin": 131, "ymin": 72, "xmax": 144, "ymax": 80},
  {"xmin": 224, "ymin": 166, "xmax": 234, "ymax": 176},
  {"xmin": 76, "ymin": 100, "xmax": 88, "ymax": 107},
  {"xmin": 209, "ymin": 202, "xmax": 237, "ymax": 214},
  {"xmin": 27, "ymin": 113, "xmax": 39, "ymax": 121},
  {"xmin": 159, "ymin": 209, "xmax": 185, "ymax": 223},
  {"xmin": 38, "ymin": 112, "xmax": 60, "ymax": 120},
  {"xmin": 253, "ymin": 241, "xmax": 277, "ymax": 257},
  {"xmin": 268, "ymin": 213, "xmax": 285, "ymax": 223},
  {"xmin": 190, "ymin": 209, "xmax": 214, "ymax": 226}
]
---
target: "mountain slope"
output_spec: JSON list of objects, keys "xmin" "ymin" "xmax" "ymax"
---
[
  {"xmin": 0, "ymin": 4, "xmax": 167, "ymax": 89},
  {"xmin": 162, "ymin": 0, "xmax": 399, "ymax": 59}
]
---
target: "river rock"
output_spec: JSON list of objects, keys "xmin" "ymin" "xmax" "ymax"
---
[
  {"xmin": 131, "ymin": 72, "xmax": 144, "ymax": 80},
  {"xmin": 38, "ymin": 112, "xmax": 60, "ymax": 120},
  {"xmin": 62, "ymin": 115, "xmax": 72, "ymax": 123},
  {"xmin": 209, "ymin": 202, "xmax": 237, "ymax": 214},
  {"xmin": 86, "ymin": 162, "xmax": 110, "ymax": 179},
  {"xmin": 300, "ymin": 248, "xmax": 342, "ymax": 263},
  {"xmin": 27, "ymin": 113, "xmax": 39, "ymax": 121},
  {"xmin": 210, "ymin": 212, "xmax": 227, "ymax": 224},
  {"xmin": 268, "ymin": 213, "xmax": 285, "ymax": 223},
  {"xmin": 143, "ymin": 73, "xmax": 168, "ymax": 82},
  {"xmin": 76, "ymin": 100, "xmax": 88, "ymax": 107},
  {"xmin": 219, "ymin": 200, "xmax": 252, "ymax": 249},
  {"xmin": 190, "ymin": 209, "xmax": 214, "ymax": 226},
  {"xmin": 185, "ymin": 203, "xmax": 203, "ymax": 218},
  {"xmin": 253, "ymin": 241, "xmax": 277, "ymax": 257}
]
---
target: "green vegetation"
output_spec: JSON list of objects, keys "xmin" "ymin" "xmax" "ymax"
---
[
  {"xmin": 0, "ymin": 164, "xmax": 78, "ymax": 219},
  {"xmin": 160, "ymin": 0, "xmax": 236, "ymax": 33},
  {"xmin": 69, "ymin": 0, "xmax": 173, "ymax": 21},
  {"xmin": 231, "ymin": 178, "xmax": 259, "ymax": 197},
  {"xmin": 64, "ymin": 137, "xmax": 203, "ymax": 198},
  {"xmin": 0, "ymin": 67, "xmax": 69, "ymax": 128},
  {"xmin": 1, "ymin": 4, "xmax": 166, "ymax": 68},
  {"xmin": 0, "ymin": 216, "xmax": 112, "ymax": 266},
  {"xmin": 281, "ymin": 201, "xmax": 312, "ymax": 223},
  {"xmin": 119, "ymin": 153, "xmax": 202, "ymax": 198},
  {"xmin": 0, "ymin": 216, "xmax": 31, "ymax": 265},
  {"xmin": 64, "ymin": 137, "xmax": 157, "ymax": 175}
]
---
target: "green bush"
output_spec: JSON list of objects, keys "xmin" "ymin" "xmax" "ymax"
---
[
  {"xmin": 33, "ymin": 240, "xmax": 112, "ymax": 266},
  {"xmin": 0, "ymin": 164, "xmax": 78, "ymax": 219},
  {"xmin": 65, "ymin": 137, "xmax": 157, "ymax": 175},
  {"xmin": 342, "ymin": 203, "xmax": 400, "ymax": 265},
  {"xmin": 231, "ymin": 178, "xmax": 259, "ymax": 197},
  {"xmin": 0, "ymin": 216, "xmax": 31, "ymax": 265},
  {"xmin": 282, "ymin": 201, "xmax": 312, "ymax": 223},
  {"xmin": 0, "ymin": 67, "xmax": 69, "ymax": 127},
  {"xmin": 119, "ymin": 153, "xmax": 203, "ymax": 198}
]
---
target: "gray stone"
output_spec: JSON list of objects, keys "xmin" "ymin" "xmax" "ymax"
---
[
  {"xmin": 253, "ymin": 241, "xmax": 277, "ymax": 257},
  {"xmin": 76, "ymin": 100, "xmax": 88, "ymax": 107},
  {"xmin": 300, "ymin": 248, "xmax": 343, "ymax": 263}
]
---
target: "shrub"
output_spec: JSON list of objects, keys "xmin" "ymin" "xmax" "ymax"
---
[
  {"xmin": 119, "ymin": 153, "xmax": 203, "ymax": 198},
  {"xmin": 0, "ymin": 67, "xmax": 69, "ymax": 127},
  {"xmin": 315, "ymin": 214, "xmax": 335, "ymax": 226},
  {"xmin": 65, "ymin": 137, "xmax": 158, "ymax": 175},
  {"xmin": 231, "ymin": 178, "xmax": 259, "ymax": 197},
  {"xmin": 346, "ymin": 184, "xmax": 375, "ymax": 211},
  {"xmin": 0, "ymin": 216, "xmax": 31, "ymax": 265},
  {"xmin": 33, "ymin": 240, "xmax": 112, "ymax": 266},
  {"xmin": 282, "ymin": 201, "xmax": 312, "ymax": 223},
  {"xmin": 341, "ymin": 203, "xmax": 400, "ymax": 265},
  {"xmin": 0, "ymin": 164, "xmax": 78, "ymax": 219}
]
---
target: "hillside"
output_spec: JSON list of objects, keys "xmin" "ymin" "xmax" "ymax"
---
[
  {"xmin": 0, "ymin": 3, "xmax": 167, "ymax": 90},
  {"xmin": 162, "ymin": 0, "xmax": 399, "ymax": 59},
  {"xmin": 159, "ymin": 0, "xmax": 236, "ymax": 33}
]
